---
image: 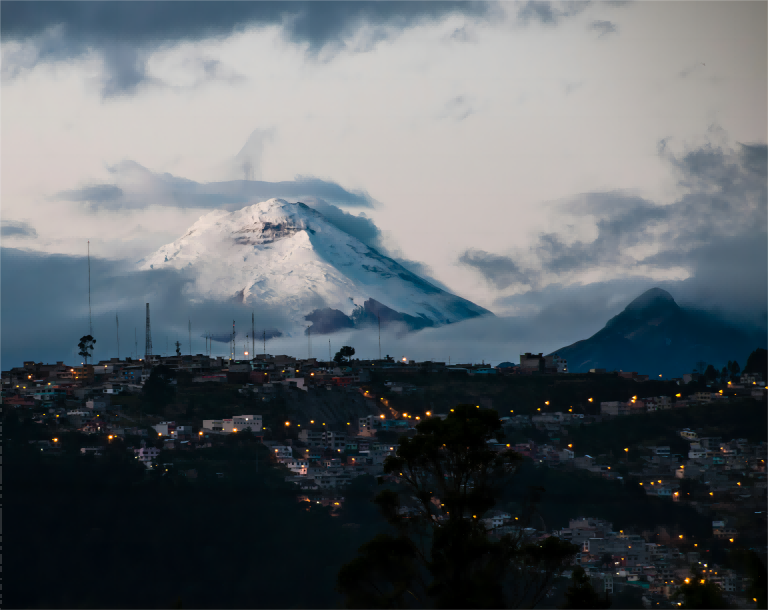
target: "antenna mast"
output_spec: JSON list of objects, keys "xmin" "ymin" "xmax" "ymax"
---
[
  {"xmin": 135, "ymin": 327, "xmax": 137, "ymax": 360},
  {"xmin": 145, "ymin": 303, "xmax": 153, "ymax": 364},
  {"xmin": 144, "ymin": 303, "xmax": 152, "ymax": 364},
  {"xmin": 329, "ymin": 339, "xmax": 331, "ymax": 370},
  {"xmin": 231, "ymin": 320, "xmax": 236, "ymax": 361},
  {"xmin": 308, "ymin": 325, "xmax": 311, "ymax": 359},
  {"xmin": 189, "ymin": 319, "xmax": 192, "ymax": 355},
  {"xmin": 87, "ymin": 240, "xmax": 92, "ymax": 336},
  {"xmin": 116, "ymin": 313, "xmax": 119, "ymax": 360},
  {"xmin": 263, "ymin": 329, "xmax": 266, "ymax": 356},
  {"xmin": 251, "ymin": 312, "xmax": 255, "ymax": 360},
  {"xmin": 378, "ymin": 314, "xmax": 381, "ymax": 361}
]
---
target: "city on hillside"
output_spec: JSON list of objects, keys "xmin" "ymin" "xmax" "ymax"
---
[{"xmin": 5, "ymin": 342, "xmax": 766, "ymax": 609}]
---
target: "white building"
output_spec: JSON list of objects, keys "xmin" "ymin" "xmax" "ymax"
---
[
  {"xmin": 203, "ymin": 415, "xmax": 262, "ymax": 433},
  {"xmin": 134, "ymin": 441, "xmax": 160, "ymax": 467},
  {"xmin": 153, "ymin": 421, "xmax": 176, "ymax": 436},
  {"xmin": 285, "ymin": 460, "xmax": 308, "ymax": 475},
  {"xmin": 272, "ymin": 445, "xmax": 293, "ymax": 460}
]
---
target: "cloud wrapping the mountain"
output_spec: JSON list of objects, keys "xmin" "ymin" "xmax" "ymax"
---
[
  {"xmin": 55, "ymin": 160, "xmax": 376, "ymax": 210},
  {"xmin": 0, "ymin": 247, "xmax": 293, "ymax": 367}
]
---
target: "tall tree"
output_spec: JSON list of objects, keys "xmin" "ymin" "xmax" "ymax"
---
[
  {"xmin": 744, "ymin": 348, "xmax": 767, "ymax": 376},
  {"xmin": 337, "ymin": 405, "xmax": 578, "ymax": 608},
  {"xmin": 142, "ymin": 364, "xmax": 176, "ymax": 414},
  {"xmin": 674, "ymin": 573, "xmax": 728, "ymax": 609},
  {"xmin": 704, "ymin": 364, "xmax": 718, "ymax": 382},
  {"xmin": 77, "ymin": 335, "xmax": 96, "ymax": 365},
  {"xmin": 334, "ymin": 345, "xmax": 356, "ymax": 364},
  {"xmin": 562, "ymin": 566, "xmax": 611, "ymax": 609},
  {"xmin": 730, "ymin": 360, "xmax": 741, "ymax": 377}
]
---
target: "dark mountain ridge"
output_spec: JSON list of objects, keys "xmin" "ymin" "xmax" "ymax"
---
[{"xmin": 551, "ymin": 288, "xmax": 765, "ymax": 377}]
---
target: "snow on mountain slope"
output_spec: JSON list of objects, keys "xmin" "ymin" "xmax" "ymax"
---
[{"xmin": 140, "ymin": 199, "xmax": 491, "ymax": 334}]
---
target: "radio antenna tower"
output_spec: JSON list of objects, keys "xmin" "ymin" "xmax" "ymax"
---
[
  {"xmin": 87, "ymin": 241, "xmax": 92, "ymax": 336},
  {"xmin": 329, "ymin": 339, "xmax": 332, "ymax": 370},
  {"xmin": 251, "ymin": 312, "xmax": 255, "ymax": 360},
  {"xmin": 116, "ymin": 313, "xmax": 120, "ymax": 360},
  {"xmin": 188, "ymin": 319, "xmax": 192, "ymax": 355},
  {"xmin": 145, "ymin": 303, "xmax": 153, "ymax": 364},
  {"xmin": 307, "ymin": 325, "xmax": 311, "ymax": 359},
  {"xmin": 263, "ymin": 329, "xmax": 266, "ymax": 355},
  {"xmin": 231, "ymin": 320, "xmax": 236, "ymax": 361},
  {"xmin": 135, "ymin": 327, "xmax": 137, "ymax": 360},
  {"xmin": 378, "ymin": 314, "xmax": 381, "ymax": 361}
]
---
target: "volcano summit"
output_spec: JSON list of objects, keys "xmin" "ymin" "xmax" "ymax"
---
[{"xmin": 140, "ymin": 199, "xmax": 491, "ymax": 335}]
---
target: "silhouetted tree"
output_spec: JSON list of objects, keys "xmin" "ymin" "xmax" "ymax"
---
[
  {"xmin": 704, "ymin": 364, "xmax": 718, "ymax": 382},
  {"xmin": 336, "ymin": 405, "xmax": 578, "ymax": 608},
  {"xmin": 78, "ymin": 335, "xmax": 96, "ymax": 365},
  {"xmin": 730, "ymin": 360, "xmax": 741, "ymax": 377},
  {"xmin": 334, "ymin": 346, "xmax": 356, "ymax": 364},
  {"xmin": 561, "ymin": 566, "xmax": 611, "ymax": 609},
  {"xmin": 175, "ymin": 341, "xmax": 181, "ymax": 357},
  {"xmin": 142, "ymin": 365, "xmax": 176, "ymax": 414},
  {"xmin": 674, "ymin": 572, "xmax": 728, "ymax": 609},
  {"xmin": 744, "ymin": 348, "xmax": 767, "ymax": 376}
]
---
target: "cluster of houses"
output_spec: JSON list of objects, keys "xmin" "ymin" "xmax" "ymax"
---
[{"xmin": 550, "ymin": 517, "xmax": 755, "ymax": 606}]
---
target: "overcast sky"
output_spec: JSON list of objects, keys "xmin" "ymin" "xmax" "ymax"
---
[{"xmin": 2, "ymin": 1, "xmax": 766, "ymax": 367}]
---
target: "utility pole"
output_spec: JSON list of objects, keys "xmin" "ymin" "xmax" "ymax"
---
[
  {"xmin": 189, "ymin": 319, "xmax": 192, "ymax": 355},
  {"xmin": 145, "ymin": 303, "xmax": 153, "ymax": 365},
  {"xmin": 134, "ymin": 327, "xmax": 137, "ymax": 360},
  {"xmin": 251, "ymin": 313, "xmax": 255, "ymax": 360},
  {"xmin": 116, "ymin": 313, "xmax": 120, "ymax": 360},
  {"xmin": 378, "ymin": 314, "xmax": 381, "ymax": 361},
  {"xmin": 87, "ymin": 241, "xmax": 92, "ymax": 336},
  {"xmin": 231, "ymin": 320, "xmax": 236, "ymax": 361},
  {"xmin": 308, "ymin": 325, "xmax": 311, "ymax": 359},
  {"xmin": 329, "ymin": 339, "xmax": 332, "ymax": 370},
  {"xmin": 263, "ymin": 329, "xmax": 266, "ymax": 356}
]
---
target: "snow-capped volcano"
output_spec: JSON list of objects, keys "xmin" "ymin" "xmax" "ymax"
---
[{"xmin": 140, "ymin": 199, "xmax": 491, "ymax": 334}]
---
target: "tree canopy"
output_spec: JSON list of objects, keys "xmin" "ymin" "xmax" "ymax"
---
[
  {"xmin": 77, "ymin": 334, "xmax": 96, "ymax": 365},
  {"xmin": 337, "ymin": 405, "xmax": 578, "ymax": 608},
  {"xmin": 334, "ymin": 346, "xmax": 356, "ymax": 364}
]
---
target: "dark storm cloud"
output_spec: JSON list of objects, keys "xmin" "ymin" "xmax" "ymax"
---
[
  {"xmin": 458, "ymin": 249, "xmax": 533, "ymax": 289},
  {"xmin": 57, "ymin": 184, "xmax": 123, "ymax": 203},
  {"xmin": 1, "ymin": 220, "xmax": 37, "ymax": 239},
  {"xmin": 589, "ymin": 20, "xmax": 617, "ymax": 37},
  {"xmin": 55, "ymin": 161, "xmax": 376, "ymax": 210},
  {"xmin": 1, "ymin": 1, "xmax": 498, "ymax": 96},
  {"xmin": 517, "ymin": 1, "xmax": 590, "ymax": 25},
  {"xmin": 532, "ymin": 142, "xmax": 766, "ymax": 277}
]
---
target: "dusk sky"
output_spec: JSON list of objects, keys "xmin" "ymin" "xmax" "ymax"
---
[{"xmin": 2, "ymin": 1, "xmax": 766, "ymax": 367}]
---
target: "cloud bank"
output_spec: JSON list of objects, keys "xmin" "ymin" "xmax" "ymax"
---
[
  {"xmin": 1, "ymin": 1, "xmax": 500, "ymax": 96},
  {"xmin": 459, "ymin": 140, "xmax": 767, "ymax": 327}
]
